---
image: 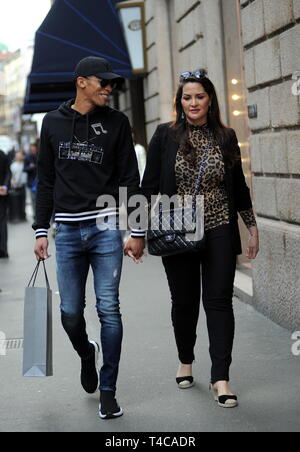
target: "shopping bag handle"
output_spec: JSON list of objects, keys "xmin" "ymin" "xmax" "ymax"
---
[{"xmin": 28, "ymin": 260, "xmax": 50, "ymax": 289}]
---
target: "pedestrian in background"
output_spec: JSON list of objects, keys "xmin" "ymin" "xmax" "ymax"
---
[
  {"xmin": 141, "ymin": 69, "xmax": 259, "ymax": 408},
  {"xmin": 9, "ymin": 151, "xmax": 27, "ymax": 223},
  {"xmin": 0, "ymin": 149, "xmax": 11, "ymax": 258},
  {"xmin": 33, "ymin": 56, "xmax": 145, "ymax": 420},
  {"xmin": 7, "ymin": 147, "xmax": 16, "ymax": 165},
  {"xmin": 24, "ymin": 142, "xmax": 38, "ymax": 219}
]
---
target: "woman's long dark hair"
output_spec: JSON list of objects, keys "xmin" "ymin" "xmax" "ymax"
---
[{"xmin": 170, "ymin": 71, "xmax": 239, "ymax": 167}]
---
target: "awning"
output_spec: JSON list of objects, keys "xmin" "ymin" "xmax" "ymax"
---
[{"xmin": 24, "ymin": 0, "xmax": 133, "ymax": 114}]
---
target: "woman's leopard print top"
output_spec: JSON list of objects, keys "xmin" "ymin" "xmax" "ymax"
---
[{"xmin": 175, "ymin": 122, "xmax": 257, "ymax": 232}]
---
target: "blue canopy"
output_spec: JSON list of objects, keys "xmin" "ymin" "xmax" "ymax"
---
[{"xmin": 24, "ymin": 0, "xmax": 133, "ymax": 113}]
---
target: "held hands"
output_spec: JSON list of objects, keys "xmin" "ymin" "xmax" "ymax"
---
[
  {"xmin": 124, "ymin": 237, "xmax": 146, "ymax": 263},
  {"xmin": 34, "ymin": 238, "xmax": 51, "ymax": 261}
]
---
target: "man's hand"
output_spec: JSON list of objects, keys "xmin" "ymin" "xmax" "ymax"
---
[
  {"xmin": 34, "ymin": 237, "xmax": 50, "ymax": 260},
  {"xmin": 124, "ymin": 237, "xmax": 146, "ymax": 263}
]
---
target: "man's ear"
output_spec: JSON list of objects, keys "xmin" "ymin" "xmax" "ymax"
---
[{"xmin": 76, "ymin": 77, "xmax": 87, "ymax": 89}]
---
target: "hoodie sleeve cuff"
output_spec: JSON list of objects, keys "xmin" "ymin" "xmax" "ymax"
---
[
  {"xmin": 35, "ymin": 229, "xmax": 48, "ymax": 239},
  {"xmin": 130, "ymin": 229, "xmax": 146, "ymax": 239}
]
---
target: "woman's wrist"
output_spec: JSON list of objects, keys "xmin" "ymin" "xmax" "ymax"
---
[{"xmin": 248, "ymin": 226, "xmax": 259, "ymax": 237}]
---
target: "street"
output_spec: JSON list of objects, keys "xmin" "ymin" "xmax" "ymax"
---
[{"xmin": 0, "ymin": 218, "xmax": 300, "ymax": 432}]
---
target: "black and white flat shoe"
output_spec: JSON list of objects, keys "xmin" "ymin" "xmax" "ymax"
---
[
  {"xmin": 176, "ymin": 376, "xmax": 194, "ymax": 389},
  {"xmin": 209, "ymin": 384, "xmax": 238, "ymax": 408}
]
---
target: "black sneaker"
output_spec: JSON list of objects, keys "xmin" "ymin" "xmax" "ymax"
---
[
  {"xmin": 80, "ymin": 341, "xmax": 99, "ymax": 394},
  {"xmin": 99, "ymin": 390, "xmax": 123, "ymax": 419}
]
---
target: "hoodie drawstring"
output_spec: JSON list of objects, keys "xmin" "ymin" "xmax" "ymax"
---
[
  {"xmin": 69, "ymin": 110, "xmax": 77, "ymax": 153},
  {"xmin": 69, "ymin": 110, "xmax": 90, "ymax": 160},
  {"xmin": 86, "ymin": 114, "xmax": 90, "ymax": 152}
]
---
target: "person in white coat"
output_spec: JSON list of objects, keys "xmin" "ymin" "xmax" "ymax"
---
[{"xmin": 132, "ymin": 128, "xmax": 146, "ymax": 183}]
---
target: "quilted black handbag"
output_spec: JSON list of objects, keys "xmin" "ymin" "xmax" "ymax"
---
[{"xmin": 147, "ymin": 146, "xmax": 208, "ymax": 257}]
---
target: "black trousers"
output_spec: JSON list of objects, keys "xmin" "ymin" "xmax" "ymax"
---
[
  {"xmin": 0, "ymin": 197, "xmax": 8, "ymax": 256},
  {"xmin": 162, "ymin": 223, "xmax": 237, "ymax": 384},
  {"xmin": 8, "ymin": 187, "xmax": 26, "ymax": 222}
]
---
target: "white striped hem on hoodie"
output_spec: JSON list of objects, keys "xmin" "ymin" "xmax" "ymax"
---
[
  {"xmin": 35, "ymin": 208, "xmax": 146, "ymax": 239},
  {"xmin": 54, "ymin": 207, "xmax": 117, "ymax": 223}
]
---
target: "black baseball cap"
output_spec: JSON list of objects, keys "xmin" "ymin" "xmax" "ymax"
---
[{"xmin": 74, "ymin": 56, "xmax": 124, "ymax": 83}]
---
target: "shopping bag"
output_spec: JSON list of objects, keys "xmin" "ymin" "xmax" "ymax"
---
[{"xmin": 22, "ymin": 260, "xmax": 53, "ymax": 377}]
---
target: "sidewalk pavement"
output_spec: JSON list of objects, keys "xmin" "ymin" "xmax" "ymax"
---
[{"xmin": 0, "ymin": 219, "xmax": 300, "ymax": 432}]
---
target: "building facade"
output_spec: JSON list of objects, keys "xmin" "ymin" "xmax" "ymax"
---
[
  {"xmin": 4, "ymin": 45, "xmax": 33, "ymax": 138},
  {"xmin": 0, "ymin": 44, "xmax": 34, "ymax": 146},
  {"xmin": 0, "ymin": 43, "xmax": 12, "ymax": 135},
  {"xmin": 118, "ymin": 0, "xmax": 300, "ymax": 330},
  {"xmin": 241, "ymin": 0, "xmax": 300, "ymax": 330}
]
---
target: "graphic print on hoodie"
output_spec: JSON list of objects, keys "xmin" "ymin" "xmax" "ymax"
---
[
  {"xmin": 33, "ymin": 99, "xmax": 144, "ymax": 239},
  {"xmin": 58, "ymin": 115, "xmax": 107, "ymax": 165}
]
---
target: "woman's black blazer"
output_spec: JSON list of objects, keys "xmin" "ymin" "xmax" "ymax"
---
[{"xmin": 141, "ymin": 123, "xmax": 255, "ymax": 256}]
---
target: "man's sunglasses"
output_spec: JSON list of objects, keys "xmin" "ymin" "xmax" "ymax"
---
[
  {"xmin": 179, "ymin": 70, "xmax": 207, "ymax": 82},
  {"xmin": 85, "ymin": 76, "xmax": 118, "ymax": 90}
]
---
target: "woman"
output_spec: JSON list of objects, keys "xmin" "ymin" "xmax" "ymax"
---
[{"xmin": 141, "ymin": 69, "xmax": 259, "ymax": 408}]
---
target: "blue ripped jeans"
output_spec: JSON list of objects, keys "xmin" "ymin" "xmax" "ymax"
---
[{"xmin": 55, "ymin": 219, "xmax": 123, "ymax": 392}]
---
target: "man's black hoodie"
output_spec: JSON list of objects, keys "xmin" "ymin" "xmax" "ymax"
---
[{"xmin": 33, "ymin": 99, "xmax": 144, "ymax": 238}]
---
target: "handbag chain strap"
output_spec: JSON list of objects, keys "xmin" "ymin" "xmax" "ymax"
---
[
  {"xmin": 191, "ymin": 145, "xmax": 209, "ymax": 209},
  {"xmin": 157, "ymin": 136, "xmax": 210, "ymax": 227}
]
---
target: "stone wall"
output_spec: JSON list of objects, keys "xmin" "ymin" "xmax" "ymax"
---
[{"xmin": 241, "ymin": 0, "xmax": 300, "ymax": 330}]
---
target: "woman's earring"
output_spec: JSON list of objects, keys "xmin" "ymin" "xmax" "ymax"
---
[{"xmin": 181, "ymin": 111, "xmax": 185, "ymax": 120}]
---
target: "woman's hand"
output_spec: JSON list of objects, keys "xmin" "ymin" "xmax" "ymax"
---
[{"xmin": 246, "ymin": 226, "xmax": 259, "ymax": 260}]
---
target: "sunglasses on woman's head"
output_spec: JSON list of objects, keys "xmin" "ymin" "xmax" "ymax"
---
[{"xmin": 179, "ymin": 70, "xmax": 207, "ymax": 82}]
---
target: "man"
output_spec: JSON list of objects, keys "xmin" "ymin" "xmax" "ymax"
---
[
  {"xmin": 9, "ymin": 151, "xmax": 27, "ymax": 223},
  {"xmin": 0, "ymin": 149, "xmax": 11, "ymax": 258},
  {"xmin": 33, "ymin": 56, "xmax": 145, "ymax": 419}
]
